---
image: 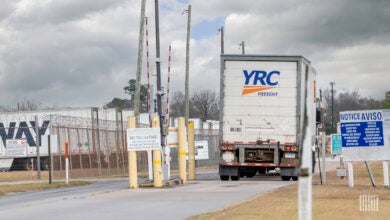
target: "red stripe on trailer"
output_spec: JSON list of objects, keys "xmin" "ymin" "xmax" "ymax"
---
[
  {"xmin": 221, "ymin": 162, "xmax": 278, "ymax": 167},
  {"xmin": 270, "ymin": 141, "xmax": 277, "ymax": 145},
  {"xmin": 234, "ymin": 141, "xmax": 243, "ymax": 144},
  {"xmin": 248, "ymin": 142, "xmax": 256, "ymax": 144}
]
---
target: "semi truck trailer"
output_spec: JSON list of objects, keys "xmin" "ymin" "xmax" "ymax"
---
[{"xmin": 219, "ymin": 55, "xmax": 317, "ymax": 181}]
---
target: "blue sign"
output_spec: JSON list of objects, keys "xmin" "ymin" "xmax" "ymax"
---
[
  {"xmin": 331, "ymin": 134, "xmax": 342, "ymax": 154},
  {"xmin": 340, "ymin": 110, "xmax": 384, "ymax": 147}
]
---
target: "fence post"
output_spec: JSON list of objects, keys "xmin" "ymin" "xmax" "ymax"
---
[
  {"xmin": 65, "ymin": 141, "xmax": 69, "ymax": 184},
  {"xmin": 128, "ymin": 116, "xmax": 138, "ymax": 189}
]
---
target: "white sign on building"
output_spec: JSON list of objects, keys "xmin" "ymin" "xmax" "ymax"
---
[
  {"xmin": 340, "ymin": 109, "xmax": 390, "ymax": 161},
  {"xmin": 6, "ymin": 139, "xmax": 27, "ymax": 157}
]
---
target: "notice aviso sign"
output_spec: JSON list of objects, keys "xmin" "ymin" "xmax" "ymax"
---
[{"xmin": 340, "ymin": 109, "xmax": 390, "ymax": 161}]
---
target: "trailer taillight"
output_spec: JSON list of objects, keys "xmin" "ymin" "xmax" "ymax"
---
[
  {"xmin": 285, "ymin": 145, "xmax": 297, "ymax": 151},
  {"xmin": 222, "ymin": 145, "xmax": 234, "ymax": 150}
]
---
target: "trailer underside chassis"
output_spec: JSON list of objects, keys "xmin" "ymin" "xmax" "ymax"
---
[{"xmin": 219, "ymin": 165, "xmax": 298, "ymax": 181}]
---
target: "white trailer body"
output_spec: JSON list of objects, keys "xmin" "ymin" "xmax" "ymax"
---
[
  {"xmin": 219, "ymin": 55, "xmax": 317, "ymax": 181},
  {"xmin": 0, "ymin": 107, "xmax": 129, "ymax": 171}
]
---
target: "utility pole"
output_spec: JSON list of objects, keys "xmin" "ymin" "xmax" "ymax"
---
[
  {"xmin": 219, "ymin": 26, "xmax": 224, "ymax": 54},
  {"xmin": 34, "ymin": 115, "xmax": 41, "ymax": 179},
  {"xmin": 134, "ymin": 0, "xmax": 146, "ymax": 123},
  {"xmin": 330, "ymin": 82, "xmax": 335, "ymax": 132},
  {"xmin": 154, "ymin": 0, "xmax": 167, "ymax": 178},
  {"xmin": 239, "ymin": 41, "xmax": 245, "ymax": 54},
  {"xmin": 154, "ymin": 0, "xmax": 164, "ymax": 135},
  {"xmin": 184, "ymin": 4, "xmax": 191, "ymax": 127}
]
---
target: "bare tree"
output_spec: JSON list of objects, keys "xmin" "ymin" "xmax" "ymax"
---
[
  {"xmin": 169, "ymin": 91, "xmax": 185, "ymax": 118},
  {"xmin": 322, "ymin": 89, "xmax": 382, "ymax": 134},
  {"xmin": 190, "ymin": 90, "xmax": 219, "ymax": 121},
  {"xmin": 383, "ymin": 91, "xmax": 390, "ymax": 109},
  {"xmin": 16, "ymin": 99, "xmax": 41, "ymax": 111}
]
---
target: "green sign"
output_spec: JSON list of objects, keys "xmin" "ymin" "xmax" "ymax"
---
[{"xmin": 331, "ymin": 134, "xmax": 342, "ymax": 155}]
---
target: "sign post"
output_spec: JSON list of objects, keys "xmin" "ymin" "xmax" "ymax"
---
[{"xmin": 65, "ymin": 141, "xmax": 69, "ymax": 184}]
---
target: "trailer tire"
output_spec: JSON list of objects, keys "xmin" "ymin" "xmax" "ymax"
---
[
  {"xmin": 292, "ymin": 176, "xmax": 298, "ymax": 181},
  {"xmin": 220, "ymin": 175, "xmax": 229, "ymax": 181},
  {"xmin": 281, "ymin": 176, "xmax": 291, "ymax": 181},
  {"xmin": 231, "ymin": 176, "xmax": 240, "ymax": 181}
]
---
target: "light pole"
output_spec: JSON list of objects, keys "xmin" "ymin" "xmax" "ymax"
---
[
  {"xmin": 184, "ymin": 4, "xmax": 191, "ymax": 127},
  {"xmin": 330, "ymin": 82, "xmax": 335, "ymax": 132}
]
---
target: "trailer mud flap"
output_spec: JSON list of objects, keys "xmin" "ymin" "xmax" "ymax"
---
[
  {"xmin": 219, "ymin": 165, "xmax": 239, "ymax": 176},
  {"xmin": 280, "ymin": 167, "xmax": 298, "ymax": 177}
]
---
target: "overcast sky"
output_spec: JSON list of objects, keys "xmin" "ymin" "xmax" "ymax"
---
[{"xmin": 0, "ymin": 0, "xmax": 389, "ymax": 108}]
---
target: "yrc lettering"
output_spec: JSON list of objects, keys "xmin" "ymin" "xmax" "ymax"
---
[{"xmin": 243, "ymin": 70, "xmax": 280, "ymax": 86}]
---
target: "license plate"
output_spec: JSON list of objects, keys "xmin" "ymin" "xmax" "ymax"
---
[{"xmin": 285, "ymin": 152, "xmax": 296, "ymax": 158}]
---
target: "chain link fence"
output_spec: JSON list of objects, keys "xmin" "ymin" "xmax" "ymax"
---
[{"xmin": 2, "ymin": 113, "xmax": 220, "ymax": 180}]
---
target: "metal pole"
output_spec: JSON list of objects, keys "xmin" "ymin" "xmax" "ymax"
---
[
  {"xmin": 240, "ymin": 41, "xmax": 245, "ymax": 54},
  {"xmin": 34, "ymin": 115, "xmax": 41, "ymax": 180},
  {"xmin": 219, "ymin": 26, "xmax": 224, "ymax": 54},
  {"xmin": 330, "ymin": 82, "xmax": 335, "ymax": 132},
  {"xmin": 65, "ymin": 141, "xmax": 69, "ymax": 184},
  {"xmin": 365, "ymin": 161, "xmax": 376, "ymax": 187},
  {"xmin": 48, "ymin": 135, "xmax": 52, "ymax": 184},
  {"xmin": 321, "ymin": 132, "xmax": 327, "ymax": 183},
  {"xmin": 154, "ymin": 0, "xmax": 167, "ymax": 181},
  {"xmin": 184, "ymin": 4, "xmax": 192, "ymax": 127},
  {"xmin": 134, "ymin": 0, "xmax": 147, "ymax": 123}
]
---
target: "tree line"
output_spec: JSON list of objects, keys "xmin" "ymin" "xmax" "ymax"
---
[
  {"xmin": 321, "ymin": 89, "xmax": 390, "ymax": 134},
  {"xmin": 105, "ymin": 79, "xmax": 219, "ymax": 121}
]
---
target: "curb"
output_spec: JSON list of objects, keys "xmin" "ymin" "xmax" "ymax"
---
[{"xmin": 139, "ymin": 178, "xmax": 183, "ymax": 187}]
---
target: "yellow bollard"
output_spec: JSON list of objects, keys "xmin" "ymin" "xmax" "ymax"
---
[
  {"xmin": 178, "ymin": 117, "xmax": 187, "ymax": 183},
  {"xmin": 188, "ymin": 121, "xmax": 195, "ymax": 180},
  {"xmin": 128, "ymin": 116, "xmax": 138, "ymax": 189},
  {"xmin": 152, "ymin": 114, "xmax": 163, "ymax": 187}
]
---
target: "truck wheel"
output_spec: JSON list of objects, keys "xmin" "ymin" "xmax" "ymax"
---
[
  {"xmin": 281, "ymin": 176, "xmax": 291, "ymax": 181},
  {"xmin": 292, "ymin": 176, "xmax": 298, "ymax": 181},
  {"xmin": 220, "ymin": 175, "xmax": 229, "ymax": 181},
  {"xmin": 231, "ymin": 176, "xmax": 240, "ymax": 181}
]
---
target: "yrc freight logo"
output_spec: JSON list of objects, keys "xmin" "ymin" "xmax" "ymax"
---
[{"xmin": 242, "ymin": 70, "xmax": 280, "ymax": 96}]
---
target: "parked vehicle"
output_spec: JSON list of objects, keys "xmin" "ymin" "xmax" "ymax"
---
[{"xmin": 219, "ymin": 55, "xmax": 317, "ymax": 181}]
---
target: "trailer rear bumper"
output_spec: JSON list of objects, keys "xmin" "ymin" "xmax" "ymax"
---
[{"xmin": 220, "ymin": 162, "xmax": 297, "ymax": 168}]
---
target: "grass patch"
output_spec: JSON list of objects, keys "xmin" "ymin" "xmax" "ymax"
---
[
  {"xmin": 0, "ymin": 181, "xmax": 91, "ymax": 196},
  {"xmin": 189, "ymin": 161, "xmax": 390, "ymax": 220}
]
